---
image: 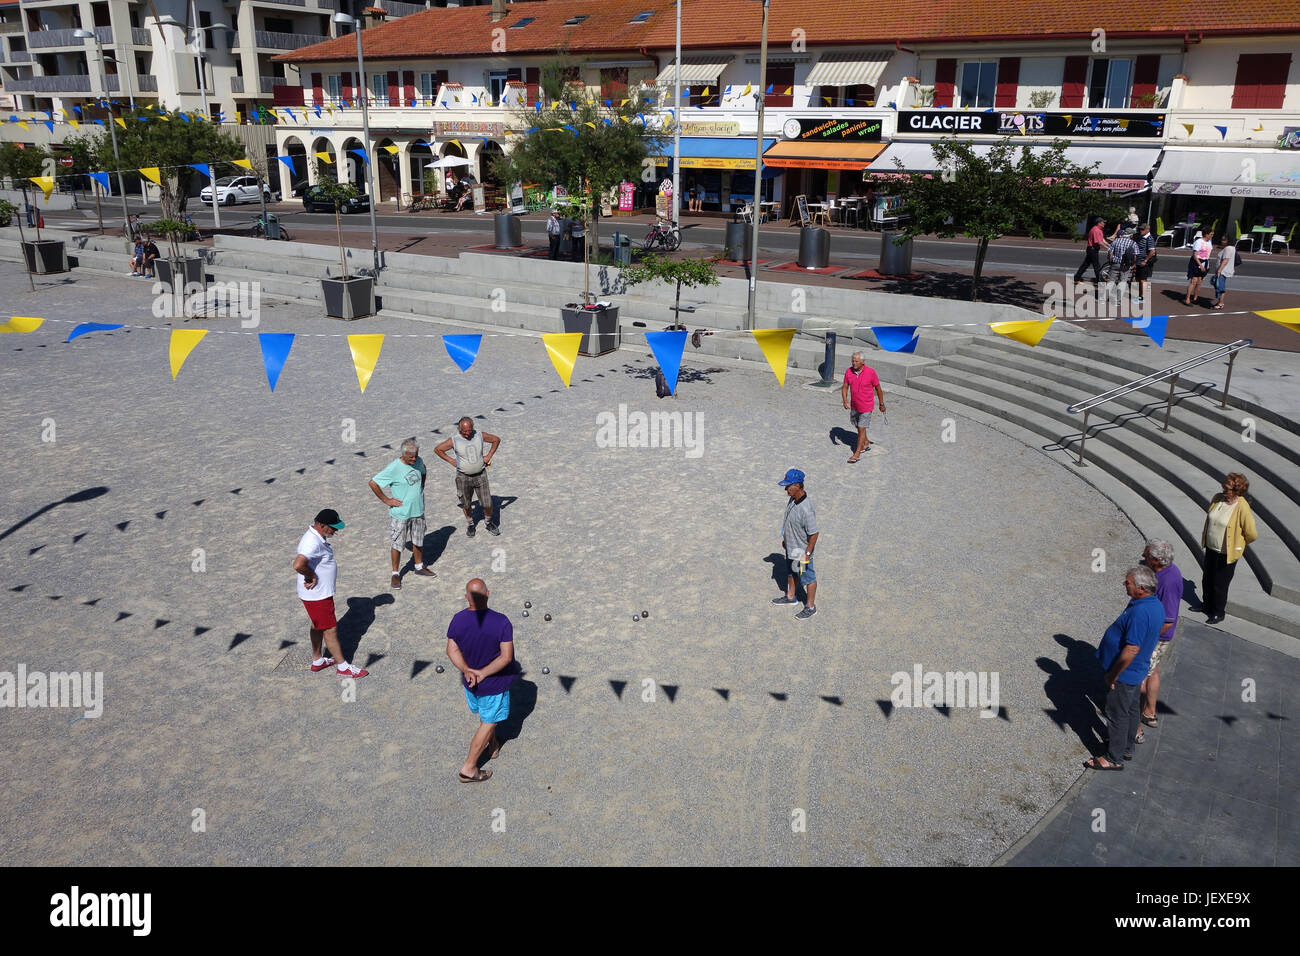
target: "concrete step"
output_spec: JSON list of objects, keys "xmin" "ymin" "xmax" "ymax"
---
[
  {"xmin": 894, "ymin": 378, "xmax": 1300, "ymax": 642},
  {"xmin": 907, "ymin": 371, "xmax": 1300, "ymax": 634},
  {"xmin": 918, "ymin": 357, "xmax": 1300, "ymax": 605}
]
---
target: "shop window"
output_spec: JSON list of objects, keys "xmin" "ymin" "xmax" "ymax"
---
[
  {"xmin": 1087, "ymin": 58, "xmax": 1131, "ymax": 109},
  {"xmin": 958, "ymin": 61, "xmax": 997, "ymax": 108}
]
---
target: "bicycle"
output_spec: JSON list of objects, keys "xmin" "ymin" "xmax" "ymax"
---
[
  {"xmin": 643, "ymin": 218, "xmax": 681, "ymax": 252},
  {"xmin": 249, "ymin": 216, "xmax": 292, "ymax": 240}
]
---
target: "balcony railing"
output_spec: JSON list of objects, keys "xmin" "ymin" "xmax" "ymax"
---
[
  {"xmin": 7, "ymin": 74, "xmax": 93, "ymax": 92},
  {"xmin": 8, "ymin": 50, "xmax": 32, "ymax": 62},
  {"xmin": 253, "ymin": 30, "xmax": 329, "ymax": 51},
  {"xmin": 231, "ymin": 75, "xmax": 243, "ymax": 93},
  {"xmin": 253, "ymin": 0, "xmax": 307, "ymax": 6},
  {"xmin": 131, "ymin": 27, "xmax": 152, "ymax": 46},
  {"xmin": 231, "ymin": 75, "xmax": 280, "ymax": 95},
  {"xmin": 0, "ymin": 21, "xmax": 25, "ymax": 36},
  {"xmin": 29, "ymin": 26, "xmax": 113, "ymax": 48},
  {"xmin": 381, "ymin": 1, "xmax": 427, "ymax": 16}
]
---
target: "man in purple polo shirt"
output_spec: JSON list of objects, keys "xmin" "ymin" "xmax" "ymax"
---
[
  {"xmin": 841, "ymin": 352, "xmax": 886, "ymax": 463},
  {"xmin": 446, "ymin": 578, "xmax": 521, "ymax": 783},
  {"xmin": 1138, "ymin": 539, "xmax": 1182, "ymax": 739}
]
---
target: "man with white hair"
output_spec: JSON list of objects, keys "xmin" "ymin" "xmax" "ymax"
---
[
  {"xmin": 841, "ymin": 352, "xmax": 886, "ymax": 463},
  {"xmin": 1087, "ymin": 566, "xmax": 1164, "ymax": 770},
  {"xmin": 1138, "ymin": 539, "xmax": 1182, "ymax": 737},
  {"xmin": 368, "ymin": 438, "xmax": 433, "ymax": 589}
]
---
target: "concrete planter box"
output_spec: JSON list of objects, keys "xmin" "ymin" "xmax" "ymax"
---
[
  {"xmin": 22, "ymin": 239, "xmax": 69, "ymax": 275},
  {"xmin": 561, "ymin": 304, "xmax": 620, "ymax": 356},
  {"xmin": 154, "ymin": 257, "xmax": 206, "ymax": 290},
  {"xmin": 321, "ymin": 276, "xmax": 376, "ymax": 320}
]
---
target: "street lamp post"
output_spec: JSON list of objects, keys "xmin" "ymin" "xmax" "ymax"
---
[
  {"xmin": 745, "ymin": 0, "xmax": 770, "ymax": 331},
  {"xmin": 333, "ymin": 11, "xmax": 381, "ymax": 276},
  {"xmin": 672, "ymin": 0, "xmax": 681, "ymax": 230},
  {"xmin": 75, "ymin": 29, "xmax": 133, "ymax": 253}
]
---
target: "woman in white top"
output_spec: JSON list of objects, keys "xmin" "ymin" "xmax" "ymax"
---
[
  {"xmin": 1211, "ymin": 237, "xmax": 1236, "ymax": 310},
  {"xmin": 1183, "ymin": 232, "xmax": 1211, "ymax": 306}
]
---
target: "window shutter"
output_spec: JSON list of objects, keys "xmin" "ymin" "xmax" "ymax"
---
[
  {"xmin": 995, "ymin": 57, "xmax": 1019, "ymax": 108},
  {"xmin": 1060, "ymin": 56, "xmax": 1088, "ymax": 108},
  {"xmin": 1131, "ymin": 54, "xmax": 1159, "ymax": 104},
  {"xmin": 526, "ymin": 66, "xmax": 539, "ymax": 106},
  {"xmin": 387, "ymin": 71, "xmax": 399, "ymax": 106},
  {"xmin": 1233, "ymin": 53, "xmax": 1291, "ymax": 110},
  {"xmin": 311, "ymin": 72, "xmax": 323, "ymax": 106},
  {"xmin": 403, "ymin": 70, "xmax": 415, "ymax": 105},
  {"xmin": 933, "ymin": 59, "xmax": 956, "ymax": 108}
]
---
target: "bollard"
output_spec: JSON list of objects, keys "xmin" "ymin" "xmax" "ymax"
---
[{"xmin": 822, "ymin": 331, "xmax": 836, "ymax": 384}]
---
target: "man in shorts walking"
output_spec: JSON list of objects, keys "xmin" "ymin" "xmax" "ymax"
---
[
  {"xmin": 775, "ymin": 469, "xmax": 820, "ymax": 620},
  {"xmin": 841, "ymin": 352, "xmax": 886, "ymax": 463},
  {"xmin": 435, "ymin": 417, "xmax": 501, "ymax": 538},
  {"xmin": 292, "ymin": 509, "xmax": 368, "ymax": 678},
  {"xmin": 446, "ymin": 578, "xmax": 522, "ymax": 782},
  {"xmin": 368, "ymin": 438, "xmax": 433, "ymax": 590}
]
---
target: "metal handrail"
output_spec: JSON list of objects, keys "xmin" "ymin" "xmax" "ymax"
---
[{"xmin": 1066, "ymin": 338, "xmax": 1252, "ymax": 466}]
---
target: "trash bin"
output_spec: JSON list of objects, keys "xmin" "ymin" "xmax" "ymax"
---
[
  {"xmin": 879, "ymin": 230, "xmax": 913, "ymax": 275},
  {"xmin": 797, "ymin": 226, "xmax": 830, "ymax": 269},
  {"xmin": 611, "ymin": 232, "xmax": 631, "ymax": 267},
  {"xmin": 723, "ymin": 221, "xmax": 752, "ymax": 261},
  {"xmin": 265, "ymin": 213, "xmax": 281, "ymax": 240},
  {"xmin": 493, "ymin": 212, "xmax": 522, "ymax": 249}
]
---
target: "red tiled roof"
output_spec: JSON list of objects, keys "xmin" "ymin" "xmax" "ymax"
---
[{"xmin": 278, "ymin": 0, "xmax": 1300, "ymax": 64}]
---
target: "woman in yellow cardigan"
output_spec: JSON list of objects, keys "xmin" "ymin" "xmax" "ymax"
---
[{"xmin": 1200, "ymin": 472, "xmax": 1258, "ymax": 624}]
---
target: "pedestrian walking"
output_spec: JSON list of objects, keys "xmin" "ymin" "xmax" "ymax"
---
[
  {"xmin": 1200, "ymin": 473, "xmax": 1258, "ymax": 624},
  {"xmin": 446, "ymin": 578, "xmax": 522, "ymax": 783},
  {"xmin": 1085, "ymin": 566, "xmax": 1163, "ymax": 770},
  {"xmin": 1211, "ymin": 236, "xmax": 1237, "ymax": 310},
  {"xmin": 291, "ymin": 509, "xmax": 368, "ymax": 678},
  {"xmin": 841, "ymin": 352, "xmax": 886, "ymax": 462},
  {"xmin": 569, "ymin": 214, "xmax": 586, "ymax": 263},
  {"xmin": 1074, "ymin": 215, "xmax": 1109, "ymax": 286},
  {"xmin": 1184, "ymin": 232, "xmax": 1210, "ymax": 305},
  {"xmin": 546, "ymin": 208, "xmax": 563, "ymax": 260},
  {"xmin": 1104, "ymin": 227, "xmax": 1137, "ymax": 294},
  {"xmin": 368, "ymin": 438, "xmax": 434, "ymax": 590},
  {"xmin": 434, "ymin": 417, "xmax": 502, "ymax": 537},
  {"xmin": 1132, "ymin": 222, "xmax": 1158, "ymax": 304},
  {"xmin": 1138, "ymin": 539, "xmax": 1181, "ymax": 740},
  {"xmin": 774, "ymin": 469, "xmax": 819, "ymax": 620}
]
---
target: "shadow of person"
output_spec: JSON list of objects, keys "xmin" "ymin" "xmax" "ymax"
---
[
  {"xmin": 762, "ymin": 552, "xmax": 790, "ymax": 590},
  {"xmin": 421, "ymin": 524, "xmax": 457, "ymax": 565},
  {"xmin": 1182, "ymin": 576, "xmax": 1203, "ymax": 612},
  {"xmin": 1038, "ymin": 633, "xmax": 1108, "ymax": 755},
  {"xmin": 337, "ymin": 593, "xmax": 396, "ymax": 659},
  {"xmin": 489, "ymin": 679, "xmax": 538, "ymax": 759},
  {"xmin": 829, "ymin": 426, "xmax": 858, "ymax": 448}
]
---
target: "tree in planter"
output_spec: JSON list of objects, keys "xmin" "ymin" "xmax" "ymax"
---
[
  {"xmin": 889, "ymin": 137, "xmax": 1100, "ymax": 301},
  {"xmin": 621, "ymin": 253, "xmax": 721, "ymax": 328},
  {"xmin": 311, "ymin": 172, "xmax": 363, "ymax": 281},
  {"xmin": 146, "ymin": 218, "xmax": 197, "ymax": 279},
  {"xmin": 491, "ymin": 57, "xmax": 667, "ymax": 302},
  {"xmin": 0, "ymin": 142, "xmax": 53, "ymax": 240}
]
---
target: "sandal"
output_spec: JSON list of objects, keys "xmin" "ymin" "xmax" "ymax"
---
[
  {"xmin": 1212, "ymin": 303, "xmax": 1224, "ymax": 310},
  {"xmin": 1084, "ymin": 757, "xmax": 1123, "ymax": 771},
  {"xmin": 458, "ymin": 768, "xmax": 492, "ymax": 783},
  {"xmin": 1135, "ymin": 731, "xmax": 1145, "ymax": 745},
  {"xmin": 1141, "ymin": 713, "xmax": 1158, "ymax": 728}
]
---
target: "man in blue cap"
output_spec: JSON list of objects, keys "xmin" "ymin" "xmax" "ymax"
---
[{"xmin": 775, "ymin": 469, "xmax": 819, "ymax": 620}]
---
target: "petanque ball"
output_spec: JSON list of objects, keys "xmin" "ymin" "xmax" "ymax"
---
[
  {"xmin": 632, "ymin": 615, "xmax": 639, "ymax": 622},
  {"xmin": 524, "ymin": 601, "xmax": 532, "ymax": 609},
  {"xmin": 542, "ymin": 666, "xmax": 550, "ymax": 675},
  {"xmin": 435, "ymin": 665, "xmax": 445, "ymax": 674},
  {"xmin": 522, "ymin": 610, "xmax": 529, "ymax": 617},
  {"xmin": 544, "ymin": 613, "xmax": 552, "ymax": 622},
  {"xmin": 641, "ymin": 610, "xmax": 649, "ymax": 618}
]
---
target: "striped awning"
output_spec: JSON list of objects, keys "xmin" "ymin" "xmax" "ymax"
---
[
  {"xmin": 655, "ymin": 55, "xmax": 734, "ymax": 86},
  {"xmin": 804, "ymin": 52, "xmax": 892, "ymax": 88}
]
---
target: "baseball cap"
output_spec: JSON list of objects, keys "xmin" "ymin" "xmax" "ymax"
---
[
  {"xmin": 778, "ymin": 468, "xmax": 805, "ymax": 487},
  {"xmin": 314, "ymin": 508, "xmax": 345, "ymax": 529}
]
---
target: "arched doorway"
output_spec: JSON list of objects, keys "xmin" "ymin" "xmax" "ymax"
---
[
  {"xmin": 340, "ymin": 137, "xmax": 367, "ymax": 189},
  {"xmin": 480, "ymin": 140, "xmax": 505, "ymax": 186},
  {"xmin": 280, "ymin": 136, "xmax": 308, "ymax": 199},
  {"xmin": 310, "ymin": 137, "xmax": 336, "ymax": 186},
  {"xmin": 409, "ymin": 140, "xmax": 435, "ymax": 195},
  {"xmin": 375, "ymin": 137, "xmax": 399, "ymax": 203}
]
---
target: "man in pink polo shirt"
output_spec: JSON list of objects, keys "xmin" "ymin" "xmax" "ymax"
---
[
  {"xmin": 1074, "ymin": 215, "xmax": 1109, "ymax": 286},
  {"xmin": 841, "ymin": 351, "xmax": 886, "ymax": 463}
]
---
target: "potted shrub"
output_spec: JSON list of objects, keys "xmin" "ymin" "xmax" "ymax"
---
[
  {"xmin": 315, "ymin": 179, "xmax": 375, "ymax": 320},
  {"xmin": 0, "ymin": 143, "xmax": 69, "ymax": 275},
  {"xmin": 149, "ymin": 218, "xmax": 206, "ymax": 292},
  {"xmin": 0, "ymin": 198, "xmax": 14, "ymax": 228}
]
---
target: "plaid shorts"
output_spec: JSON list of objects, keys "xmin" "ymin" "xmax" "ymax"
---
[
  {"xmin": 850, "ymin": 409, "xmax": 872, "ymax": 430},
  {"xmin": 1148, "ymin": 636, "xmax": 1175, "ymax": 675},
  {"xmin": 455, "ymin": 471, "xmax": 491, "ymax": 509},
  {"xmin": 390, "ymin": 515, "xmax": 426, "ymax": 549}
]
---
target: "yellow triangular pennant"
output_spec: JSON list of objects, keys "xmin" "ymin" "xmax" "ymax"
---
[
  {"xmin": 1254, "ymin": 309, "xmax": 1300, "ymax": 335},
  {"xmin": 751, "ymin": 328, "xmax": 796, "ymax": 387},
  {"xmin": 138, "ymin": 166, "xmax": 162, "ymax": 185},
  {"xmin": 0, "ymin": 316, "xmax": 45, "ymax": 334},
  {"xmin": 381, "ymin": 144, "xmax": 399, "ymax": 154},
  {"xmin": 990, "ymin": 317, "xmax": 1054, "ymax": 347},
  {"xmin": 701, "ymin": 87, "xmax": 710, "ymax": 97},
  {"xmin": 29, "ymin": 176, "xmax": 55, "ymax": 202},
  {"xmin": 115, "ymin": 117, "xmax": 127, "ymax": 129},
  {"xmin": 16, "ymin": 120, "xmax": 29, "ymax": 130},
  {"xmin": 541, "ymin": 332, "xmax": 583, "ymax": 387},
  {"xmin": 168, "ymin": 329, "xmax": 207, "ymax": 380},
  {"xmin": 348, "ymin": 334, "xmax": 385, "ymax": 393},
  {"xmin": 742, "ymin": 83, "xmax": 752, "ymax": 97},
  {"xmin": 315, "ymin": 151, "xmax": 334, "ymax": 163},
  {"xmin": 232, "ymin": 158, "xmax": 253, "ymax": 170},
  {"xmin": 1182, "ymin": 123, "xmax": 1195, "ymax": 136},
  {"xmin": 69, "ymin": 119, "xmax": 80, "ymax": 130}
]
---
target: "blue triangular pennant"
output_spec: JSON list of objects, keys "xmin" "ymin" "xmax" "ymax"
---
[
  {"xmin": 442, "ymin": 334, "xmax": 482, "ymax": 372},
  {"xmin": 871, "ymin": 326, "xmax": 920, "ymax": 353},
  {"xmin": 1123, "ymin": 313, "xmax": 1168, "ymax": 347},
  {"xmin": 258, "ymin": 333, "xmax": 295, "ymax": 392},
  {"xmin": 645, "ymin": 330, "xmax": 688, "ymax": 395},
  {"xmin": 65, "ymin": 322, "xmax": 124, "ymax": 343}
]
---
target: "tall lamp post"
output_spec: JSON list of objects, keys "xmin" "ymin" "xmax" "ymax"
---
[
  {"xmin": 159, "ymin": 12, "xmax": 230, "ymax": 229},
  {"xmin": 332, "ymin": 11, "xmax": 381, "ymax": 276},
  {"xmin": 744, "ymin": 0, "xmax": 770, "ymax": 331},
  {"xmin": 74, "ymin": 29, "xmax": 133, "ymax": 252},
  {"xmin": 672, "ymin": 0, "xmax": 681, "ymax": 229}
]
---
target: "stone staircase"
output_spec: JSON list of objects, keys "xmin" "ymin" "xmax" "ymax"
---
[{"xmin": 905, "ymin": 333, "xmax": 1300, "ymax": 639}]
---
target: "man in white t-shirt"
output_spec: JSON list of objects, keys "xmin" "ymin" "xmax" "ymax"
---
[{"xmin": 292, "ymin": 509, "xmax": 368, "ymax": 678}]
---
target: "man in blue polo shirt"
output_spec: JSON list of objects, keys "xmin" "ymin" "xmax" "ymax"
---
[{"xmin": 1087, "ymin": 566, "xmax": 1164, "ymax": 770}]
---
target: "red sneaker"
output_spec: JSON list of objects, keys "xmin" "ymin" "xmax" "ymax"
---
[
  {"xmin": 336, "ymin": 664, "xmax": 369, "ymax": 679},
  {"xmin": 310, "ymin": 656, "xmax": 336, "ymax": 672}
]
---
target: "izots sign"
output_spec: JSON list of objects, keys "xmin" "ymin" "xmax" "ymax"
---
[{"xmin": 902, "ymin": 110, "xmax": 1165, "ymax": 138}]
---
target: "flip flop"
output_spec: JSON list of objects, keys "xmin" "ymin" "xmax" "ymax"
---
[
  {"xmin": 1141, "ymin": 713, "xmax": 1159, "ymax": 728},
  {"xmin": 1084, "ymin": 757, "xmax": 1123, "ymax": 771},
  {"xmin": 847, "ymin": 456, "xmax": 859, "ymax": 464},
  {"xmin": 458, "ymin": 769, "xmax": 492, "ymax": 783}
]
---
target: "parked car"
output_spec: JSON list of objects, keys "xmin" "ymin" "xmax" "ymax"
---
[
  {"xmin": 200, "ymin": 176, "xmax": 273, "ymax": 206},
  {"xmin": 302, "ymin": 184, "xmax": 372, "ymax": 214}
]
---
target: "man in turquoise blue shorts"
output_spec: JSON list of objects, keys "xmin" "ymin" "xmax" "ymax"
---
[{"xmin": 446, "ymin": 578, "xmax": 521, "ymax": 782}]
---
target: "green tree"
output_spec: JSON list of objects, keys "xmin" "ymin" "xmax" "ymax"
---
[
  {"xmin": 621, "ymin": 253, "xmax": 721, "ymax": 326},
  {"xmin": 309, "ymin": 158, "xmax": 362, "ymax": 281},
  {"xmin": 0, "ymin": 142, "xmax": 52, "ymax": 236},
  {"xmin": 82, "ymin": 107, "xmax": 245, "ymax": 221},
  {"xmin": 492, "ymin": 57, "xmax": 666, "ymax": 299},
  {"xmin": 889, "ymin": 137, "xmax": 1104, "ymax": 300}
]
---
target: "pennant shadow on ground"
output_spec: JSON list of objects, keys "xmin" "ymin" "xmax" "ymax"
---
[
  {"xmin": 0, "ymin": 487, "xmax": 109, "ymax": 544},
  {"xmin": 1039, "ymin": 633, "xmax": 1109, "ymax": 756},
  {"xmin": 336, "ymin": 594, "xmax": 396, "ymax": 661}
]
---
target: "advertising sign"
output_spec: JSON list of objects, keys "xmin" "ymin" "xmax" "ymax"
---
[{"xmin": 900, "ymin": 110, "xmax": 1165, "ymax": 138}]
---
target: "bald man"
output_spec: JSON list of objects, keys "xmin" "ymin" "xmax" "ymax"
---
[{"xmin": 446, "ymin": 579, "xmax": 521, "ymax": 782}]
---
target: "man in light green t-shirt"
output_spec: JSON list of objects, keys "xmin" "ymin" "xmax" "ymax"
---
[{"xmin": 368, "ymin": 438, "xmax": 432, "ymax": 589}]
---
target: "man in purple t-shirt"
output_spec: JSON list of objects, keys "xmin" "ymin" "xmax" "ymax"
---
[
  {"xmin": 841, "ymin": 352, "xmax": 886, "ymax": 463},
  {"xmin": 446, "ymin": 578, "xmax": 521, "ymax": 782},
  {"xmin": 1139, "ymin": 539, "xmax": 1182, "ymax": 737}
]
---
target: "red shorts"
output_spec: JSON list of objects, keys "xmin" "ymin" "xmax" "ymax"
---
[{"xmin": 302, "ymin": 596, "xmax": 337, "ymax": 630}]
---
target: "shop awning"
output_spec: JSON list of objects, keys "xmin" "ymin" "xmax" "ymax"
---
[
  {"xmin": 804, "ymin": 52, "xmax": 892, "ymax": 89},
  {"xmin": 1152, "ymin": 148, "xmax": 1300, "ymax": 198},
  {"xmin": 762, "ymin": 140, "xmax": 887, "ymax": 170},
  {"xmin": 867, "ymin": 142, "xmax": 1159, "ymax": 189},
  {"xmin": 655, "ymin": 55, "xmax": 733, "ymax": 86},
  {"xmin": 654, "ymin": 137, "xmax": 776, "ymax": 170}
]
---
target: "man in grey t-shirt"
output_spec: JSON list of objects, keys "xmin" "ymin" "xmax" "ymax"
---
[
  {"xmin": 775, "ymin": 468, "xmax": 819, "ymax": 620},
  {"xmin": 435, "ymin": 417, "xmax": 502, "ymax": 537}
]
